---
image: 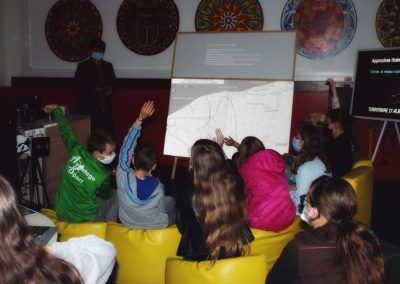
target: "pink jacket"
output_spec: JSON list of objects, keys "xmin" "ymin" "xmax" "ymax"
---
[{"xmin": 240, "ymin": 149, "xmax": 295, "ymax": 232}]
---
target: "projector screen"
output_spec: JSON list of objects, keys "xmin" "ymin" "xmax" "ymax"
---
[
  {"xmin": 351, "ymin": 48, "xmax": 400, "ymax": 122},
  {"xmin": 164, "ymin": 79, "xmax": 294, "ymax": 158},
  {"xmin": 164, "ymin": 32, "xmax": 296, "ymax": 158}
]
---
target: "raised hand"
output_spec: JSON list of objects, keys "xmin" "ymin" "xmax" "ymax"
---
[
  {"xmin": 326, "ymin": 78, "xmax": 335, "ymax": 88},
  {"xmin": 326, "ymin": 78, "xmax": 338, "ymax": 97},
  {"xmin": 214, "ymin": 128, "xmax": 225, "ymax": 147},
  {"xmin": 43, "ymin": 104, "xmax": 58, "ymax": 114},
  {"xmin": 139, "ymin": 101, "xmax": 155, "ymax": 121},
  {"xmin": 224, "ymin": 136, "xmax": 239, "ymax": 148}
]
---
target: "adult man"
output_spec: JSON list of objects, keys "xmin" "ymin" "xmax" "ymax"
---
[{"xmin": 74, "ymin": 39, "xmax": 116, "ymax": 134}]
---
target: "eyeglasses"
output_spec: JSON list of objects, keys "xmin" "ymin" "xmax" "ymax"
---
[{"xmin": 298, "ymin": 195, "xmax": 311, "ymax": 214}]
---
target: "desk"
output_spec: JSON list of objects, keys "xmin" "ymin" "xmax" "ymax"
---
[{"xmin": 23, "ymin": 208, "xmax": 58, "ymax": 244}]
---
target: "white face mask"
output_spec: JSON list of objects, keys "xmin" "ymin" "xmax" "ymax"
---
[
  {"xmin": 300, "ymin": 206, "xmax": 312, "ymax": 224},
  {"xmin": 98, "ymin": 152, "xmax": 116, "ymax": 164}
]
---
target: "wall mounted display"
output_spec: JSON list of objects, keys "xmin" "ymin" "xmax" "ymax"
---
[
  {"xmin": 45, "ymin": 0, "xmax": 102, "ymax": 62},
  {"xmin": 281, "ymin": 0, "xmax": 357, "ymax": 59},
  {"xmin": 117, "ymin": 0, "xmax": 179, "ymax": 55},
  {"xmin": 195, "ymin": 0, "xmax": 263, "ymax": 31},
  {"xmin": 376, "ymin": 0, "xmax": 400, "ymax": 47}
]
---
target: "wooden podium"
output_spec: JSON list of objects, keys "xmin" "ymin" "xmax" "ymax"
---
[{"xmin": 40, "ymin": 115, "xmax": 90, "ymax": 205}]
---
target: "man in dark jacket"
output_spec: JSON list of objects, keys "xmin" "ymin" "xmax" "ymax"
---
[{"xmin": 74, "ymin": 39, "xmax": 116, "ymax": 134}]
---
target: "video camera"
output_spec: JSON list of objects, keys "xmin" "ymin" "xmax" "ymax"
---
[
  {"xmin": 16, "ymin": 135, "xmax": 50, "ymax": 158},
  {"xmin": 15, "ymin": 96, "xmax": 47, "ymax": 125}
]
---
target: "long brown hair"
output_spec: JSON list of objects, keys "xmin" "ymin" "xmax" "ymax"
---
[
  {"xmin": 190, "ymin": 139, "xmax": 250, "ymax": 266},
  {"xmin": 0, "ymin": 176, "xmax": 83, "ymax": 284},
  {"xmin": 308, "ymin": 176, "xmax": 388, "ymax": 284},
  {"xmin": 293, "ymin": 123, "xmax": 330, "ymax": 173},
  {"xmin": 237, "ymin": 136, "xmax": 265, "ymax": 167}
]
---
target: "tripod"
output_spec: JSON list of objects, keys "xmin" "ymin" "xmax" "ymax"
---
[{"xmin": 18, "ymin": 155, "xmax": 50, "ymax": 209}]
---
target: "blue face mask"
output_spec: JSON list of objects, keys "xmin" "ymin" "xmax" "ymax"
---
[
  {"xmin": 292, "ymin": 137, "xmax": 302, "ymax": 152},
  {"xmin": 91, "ymin": 51, "xmax": 104, "ymax": 61}
]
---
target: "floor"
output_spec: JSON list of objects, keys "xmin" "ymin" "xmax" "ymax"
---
[
  {"xmin": 371, "ymin": 180, "xmax": 400, "ymax": 283},
  {"xmin": 372, "ymin": 180, "xmax": 400, "ymax": 246}
]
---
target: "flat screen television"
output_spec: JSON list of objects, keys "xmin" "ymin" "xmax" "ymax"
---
[{"xmin": 351, "ymin": 48, "xmax": 400, "ymax": 122}]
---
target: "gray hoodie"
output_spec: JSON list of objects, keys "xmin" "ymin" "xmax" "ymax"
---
[{"xmin": 116, "ymin": 122, "xmax": 169, "ymax": 229}]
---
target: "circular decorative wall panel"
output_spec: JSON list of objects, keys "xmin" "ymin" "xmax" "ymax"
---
[
  {"xmin": 376, "ymin": 0, "xmax": 400, "ymax": 47},
  {"xmin": 45, "ymin": 0, "xmax": 102, "ymax": 62},
  {"xmin": 195, "ymin": 0, "xmax": 263, "ymax": 32},
  {"xmin": 281, "ymin": 0, "xmax": 357, "ymax": 59},
  {"xmin": 117, "ymin": 0, "xmax": 179, "ymax": 55}
]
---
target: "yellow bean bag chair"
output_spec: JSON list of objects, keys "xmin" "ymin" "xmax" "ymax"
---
[
  {"xmin": 106, "ymin": 222, "xmax": 180, "ymax": 284},
  {"xmin": 40, "ymin": 208, "xmax": 108, "ymax": 240},
  {"xmin": 40, "ymin": 209, "xmax": 181, "ymax": 284},
  {"xmin": 342, "ymin": 160, "xmax": 374, "ymax": 228},
  {"xmin": 165, "ymin": 254, "xmax": 267, "ymax": 284},
  {"xmin": 250, "ymin": 216, "xmax": 301, "ymax": 271}
]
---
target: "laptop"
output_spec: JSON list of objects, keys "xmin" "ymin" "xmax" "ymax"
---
[
  {"xmin": 28, "ymin": 225, "xmax": 58, "ymax": 245},
  {"xmin": 20, "ymin": 205, "xmax": 57, "ymax": 245}
]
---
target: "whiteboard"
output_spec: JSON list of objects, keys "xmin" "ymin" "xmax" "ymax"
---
[
  {"xmin": 165, "ymin": 32, "xmax": 296, "ymax": 158},
  {"xmin": 172, "ymin": 32, "xmax": 296, "ymax": 80}
]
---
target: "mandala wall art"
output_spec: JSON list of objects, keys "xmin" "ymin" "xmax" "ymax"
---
[
  {"xmin": 45, "ymin": 0, "xmax": 102, "ymax": 62},
  {"xmin": 281, "ymin": 0, "xmax": 357, "ymax": 59},
  {"xmin": 116, "ymin": 0, "xmax": 179, "ymax": 55},
  {"xmin": 195, "ymin": 0, "xmax": 263, "ymax": 32},
  {"xmin": 376, "ymin": 0, "xmax": 400, "ymax": 47}
]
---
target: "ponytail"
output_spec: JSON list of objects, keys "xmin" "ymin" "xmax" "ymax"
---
[
  {"xmin": 336, "ymin": 220, "xmax": 388, "ymax": 284},
  {"xmin": 308, "ymin": 176, "xmax": 388, "ymax": 284}
]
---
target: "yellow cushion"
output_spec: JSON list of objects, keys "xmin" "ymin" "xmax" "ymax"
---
[
  {"xmin": 106, "ymin": 223, "xmax": 181, "ymax": 284},
  {"xmin": 40, "ymin": 208, "xmax": 108, "ymax": 241},
  {"xmin": 342, "ymin": 161, "xmax": 373, "ymax": 228},
  {"xmin": 40, "ymin": 209, "xmax": 181, "ymax": 283},
  {"xmin": 250, "ymin": 216, "xmax": 301, "ymax": 271},
  {"xmin": 165, "ymin": 254, "xmax": 267, "ymax": 284},
  {"xmin": 40, "ymin": 208, "xmax": 58, "ymax": 223},
  {"xmin": 56, "ymin": 221, "xmax": 108, "ymax": 241},
  {"xmin": 352, "ymin": 159, "xmax": 373, "ymax": 168}
]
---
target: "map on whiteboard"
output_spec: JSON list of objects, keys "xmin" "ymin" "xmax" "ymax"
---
[{"xmin": 164, "ymin": 79, "xmax": 294, "ymax": 158}]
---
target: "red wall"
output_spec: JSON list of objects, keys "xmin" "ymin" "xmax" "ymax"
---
[
  {"xmin": 3, "ymin": 78, "xmax": 399, "ymax": 180},
  {"xmin": 289, "ymin": 91, "xmax": 328, "ymax": 141},
  {"xmin": 112, "ymin": 87, "xmax": 173, "ymax": 165}
]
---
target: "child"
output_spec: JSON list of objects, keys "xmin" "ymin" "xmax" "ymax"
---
[
  {"xmin": 43, "ymin": 104, "xmax": 116, "ymax": 223},
  {"xmin": 237, "ymin": 136, "xmax": 296, "ymax": 231},
  {"xmin": 0, "ymin": 175, "xmax": 116, "ymax": 284},
  {"xmin": 289, "ymin": 123, "xmax": 331, "ymax": 212},
  {"xmin": 268, "ymin": 176, "xmax": 388, "ymax": 284},
  {"xmin": 176, "ymin": 139, "xmax": 253, "ymax": 264},
  {"xmin": 116, "ymin": 101, "xmax": 175, "ymax": 229}
]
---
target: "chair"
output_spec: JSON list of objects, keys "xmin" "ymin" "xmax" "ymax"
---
[
  {"xmin": 106, "ymin": 222, "xmax": 181, "ymax": 284},
  {"xmin": 165, "ymin": 254, "xmax": 267, "ymax": 284},
  {"xmin": 41, "ymin": 208, "xmax": 108, "ymax": 241},
  {"xmin": 40, "ymin": 209, "xmax": 181, "ymax": 284},
  {"xmin": 250, "ymin": 216, "xmax": 301, "ymax": 271},
  {"xmin": 342, "ymin": 159, "xmax": 374, "ymax": 228}
]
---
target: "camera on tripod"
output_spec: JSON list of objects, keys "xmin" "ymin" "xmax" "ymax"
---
[
  {"xmin": 17, "ymin": 135, "xmax": 50, "ymax": 158},
  {"xmin": 17, "ymin": 134, "xmax": 50, "ymax": 209}
]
